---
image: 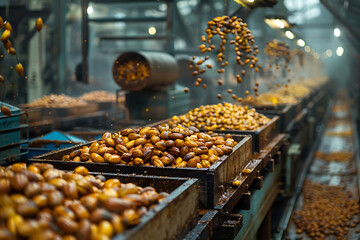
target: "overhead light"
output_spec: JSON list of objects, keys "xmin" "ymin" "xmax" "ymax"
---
[
  {"xmin": 87, "ymin": 6, "xmax": 94, "ymax": 15},
  {"xmin": 285, "ymin": 30, "xmax": 294, "ymax": 39},
  {"xmin": 336, "ymin": 46, "xmax": 344, "ymax": 56},
  {"xmin": 148, "ymin": 26, "xmax": 156, "ymax": 35},
  {"xmin": 304, "ymin": 45, "xmax": 310, "ymax": 52},
  {"xmin": 325, "ymin": 49, "xmax": 332, "ymax": 57},
  {"xmin": 334, "ymin": 28, "xmax": 341, "ymax": 37},
  {"xmin": 265, "ymin": 16, "xmax": 291, "ymax": 29},
  {"xmin": 297, "ymin": 39, "xmax": 305, "ymax": 47}
]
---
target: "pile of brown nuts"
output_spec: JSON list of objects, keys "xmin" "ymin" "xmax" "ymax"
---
[
  {"xmin": 114, "ymin": 59, "xmax": 150, "ymax": 84},
  {"xmin": 169, "ymin": 103, "xmax": 270, "ymax": 131},
  {"xmin": 0, "ymin": 163, "xmax": 167, "ymax": 239},
  {"xmin": 26, "ymin": 94, "xmax": 87, "ymax": 108},
  {"xmin": 79, "ymin": 91, "xmax": 116, "ymax": 103},
  {"xmin": 314, "ymin": 151, "xmax": 353, "ymax": 162},
  {"xmin": 293, "ymin": 180, "xmax": 359, "ymax": 239},
  {"xmin": 63, "ymin": 124, "xmax": 238, "ymax": 168},
  {"xmin": 324, "ymin": 130, "xmax": 353, "ymax": 137},
  {"xmin": 187, "ymin": 15, "xmax": 260, "ymax": 100}
]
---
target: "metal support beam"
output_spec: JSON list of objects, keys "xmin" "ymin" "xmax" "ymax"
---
[
  {"xmin": 166, "ymin": 1, "xmax": 175, "ymax": 54},
  {"xmin": 57, "ymin": 0, "xmax": 67, "ymax": 93},
  {"xmin": 82, "ymin": 0, "xmax": 89, "ymax": 84},
  {"xmin": 89, "ymin": 17, "xmax": 167, "ymax": 23}
]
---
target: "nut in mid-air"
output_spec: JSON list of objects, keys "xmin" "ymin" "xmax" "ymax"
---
[
  {"xmin": 35, "ymin": 18, "xmax": 43, "ymax": 32},
  {"xmin": 16, "ymin": 63, "xmax": 24, "ymax": 77}
]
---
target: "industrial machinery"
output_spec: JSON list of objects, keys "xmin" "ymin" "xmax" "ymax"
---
[{"xmin": 112, "ymin": 51, "xmax": 190, "ymax": 121}]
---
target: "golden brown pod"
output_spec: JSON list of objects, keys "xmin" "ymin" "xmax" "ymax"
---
[
  {"xmin": 75, "ymin": 219, "xmax": 91, "ymax": 240},
  {"xmin": 3, "ymin": 40, "xmax": 11, "ymax": 50},
  {"xmin": 69, "ymin": 149, "xmax": 81, "ymax": 159},
  {"xmin": 27, "ymin": 165, "xmax": 40, "ymax": 174},
  {"xmin": 56, "ymin": 216, "xmax": 79, "ymax": 234},
  {"xmin": 1, "ymin": 105, "xmax": 11, "ymax": 117},
  {"xmin": 63, "ymin": 181, "xmax": 79, "ymax": 199},
  {"xmin": 80, "ymin": 195, "xmax": 98, "ymax": 211},
  {"xmin": 111, "ymin": 215, "xmax": 125, "ymax": 234},
  {"xmin": 48, "ymin": 178, "xmax": 67, "ymax": 190},
  {"xmin": 15, "ymin": 201, "xmax": 39, "ymax": 217},
  {"xmin": 15, "ymin": 63, "xmax": 24, "ymax": 77},
  {"xmin": 0, "ymin": 75, "xmax": 4, "ymax": 83},
  {"xmin": 74, "ymin": 166, "xmax": 89, "ymax": 176},
  {"xmin": 91, "ymin": 153, "xmax": 105, "ymax": 163},
  {"xmin": 4, "ymin": 22, "xmax": 12, "ymax": 32},
  {"xmin": 33, "ymin": 194, "xmax": 48, "ymax": 208},
  {"xmin": 24, "ymin": 182, "xmax": 42, "ymax": 198},
  {"xmin": 122, "ymin": 209, "xmax": 140, "ymax": 226},
  {"xmin": 8, "ymin": 47, "xmax": 16, "ymax": 55},
  {"xmin": 69, "ymin": 201, "xmax": 89, "ymax": 219},
  {"xmin": 0, "ymin": 29, "xmax": 11, "ymax": 42},
  {"xmin": 18, "ymin": 219, "xmax": 41, "ymax": 237},
  {"xmin": 7, "ymin": 214, "xmax": 23, "ymax": 235},
  {"xmin": 89, "ymin": 208, "xmax": 112, "ymax": 223},
  {"xmin": 104, "ymin": 138, "xmax": 115, "ymax": 147},
  {"xmin": 102, "ymin": 197, "xmax": 135, "ymax": 213},
  {"xmin": 0, "ymin": 178, "xmax": 11, "ymax": 194},
  {"xmin": 35, "ymin": 18, "xmax": 43, "ymax": 32},
  {"xmin": 104, "ymin": 179, "xmax": 121, "ymax": 188},
  {"xmin": 98, "ymin": 220, "xmax": 113, "ymax": 237},
  {"xmin": 10, "ymin": 173, "xmax": 29, "ymax": 192}
]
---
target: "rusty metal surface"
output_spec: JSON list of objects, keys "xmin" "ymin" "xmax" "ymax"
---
[{"xmin": 184, "ymin": 210, "xmax": 220, "ymax": 240}]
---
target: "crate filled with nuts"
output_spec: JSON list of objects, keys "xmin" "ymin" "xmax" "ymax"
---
[
  {"xmin": 241, "ymin": 99, "xmax": 299, "ymax": 133},
  {"xmin": 22, "ymin": 94, "xmax": 99, "ymax": 123},
  {"xmin": 79, "ymin": 91, "xmax": 121, "ymax": 111},
  {"xmin": 30, "ymin": 124, "xmax": 252, "ymax": 208},
  {"xmin": 0, "ymin": 163, "xmax": 199, "ymax": 240},
  {"xmin": 154, "ymin": 103, "xmax": 279, "ymax": 152}
]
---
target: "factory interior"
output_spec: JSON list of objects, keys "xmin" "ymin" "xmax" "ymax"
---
[{"xmin": 0, "ymin": 0, "xmax": 360, "ymax": 239}]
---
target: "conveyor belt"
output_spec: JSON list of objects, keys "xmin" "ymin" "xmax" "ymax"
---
[{"xmin": 285, "ymin": 95, "xmax": 360, "ymax": 240}]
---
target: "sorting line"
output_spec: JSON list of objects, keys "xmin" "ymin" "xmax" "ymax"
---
[{"xmin": 286, "ymin": 100, "xmax": 360, "ymax": 240}]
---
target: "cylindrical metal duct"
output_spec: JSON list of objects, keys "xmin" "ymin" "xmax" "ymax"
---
[{"xmin": 112, "ymin": 51, "xmax": 179, "ymax": 91}]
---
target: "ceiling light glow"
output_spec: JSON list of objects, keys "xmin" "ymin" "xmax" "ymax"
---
[
  {"xmin": 148, "ymin": 26, "xmax": 157, "ymax": 35},
  {"xmin": 275, "ymin": 19, "xmax": 285, "ymax": 28},
  {"xmin": 336, "ymin": 46, "xmax": 344, "ymax": 56},
  {"xmin": 87, "ymin": 6, "xmax": 93, "ymax": 15},
  {"xmin": 325, "ymin": 49, "xmax": 332, "ymax": 57},
  {"xmin": 297, "ymin": 39, "xmax": 305, "ymax": 47},
  {"xmin": 334, "ymin": 28, "xmax": 341, "ymax": 37},
  {"xmin": 285, "ymin": 30, "xmax": 294, "ymax": 39}
]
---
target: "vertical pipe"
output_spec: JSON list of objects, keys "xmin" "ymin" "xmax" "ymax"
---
[
  {"xmin": 58, "ymin": 0, "xmax": 67, "ymax": 93},
  {"xmin": 166, "ymin": 1, "xmax": 174, "ymax": 54},
  {"xmin": 82, "ymin": 0, "xmax": 89, "ymax": 84}
]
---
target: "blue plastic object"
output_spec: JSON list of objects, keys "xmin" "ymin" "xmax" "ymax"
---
[
  {"xmin": 22, "ymin": 131, "xmax": 86, "ymax": 159},
  {"xmin": 0, "ymin": 102, "xmax": 21, "ymax": 161}
]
